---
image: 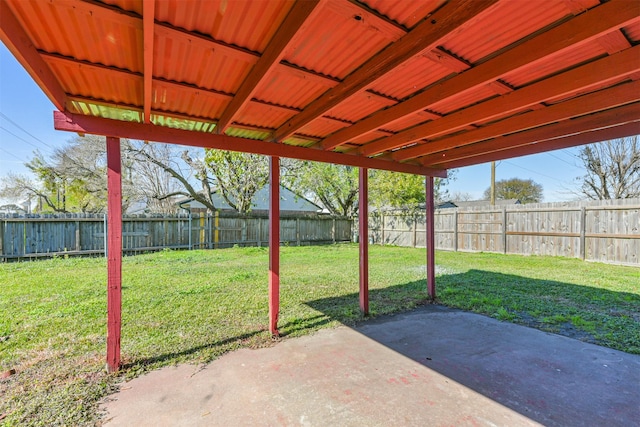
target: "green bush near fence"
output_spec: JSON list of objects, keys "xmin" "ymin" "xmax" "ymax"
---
[{"xmin": 1, "ymin": 245, "xmax": 638, "ymax": 425}]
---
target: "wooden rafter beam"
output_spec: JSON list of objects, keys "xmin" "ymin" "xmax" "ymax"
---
[
  {"xmin": 0, "ymin": 1, "xmax": 67, "ymax": 110},
  {"xmin": 142, "ymin": 0, "xmax": 154, "ymax": 124},
  {"xmin": 359, "ymin": 45, "xmax": 640, "ymax": 157},
  {"xmin": 320, "ymin": 0, "xmax": 640, "ymax": 151},
  {"xmin": 271, "ymin": 0, "xmax": 500, "ymax": 143},
  {"xmin": 216, "ymin": 0, "xmax": 322, "ymax": 133},
  {"xmin": 395, "ymin": 80, "xmax": 640, "ymax": 162},
  {"xmin": 431, "ymin": 118, "xmax": 640, "ymax": 170},
  {"xmin": 424, "ymin": 103, "xmax": 640, "ymax": 168},
  {"xmin": 53, "ymin": 111, "xmax": 446, "ymax": 177}
]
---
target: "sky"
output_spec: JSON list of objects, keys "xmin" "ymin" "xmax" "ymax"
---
[{"xmin": 1, "ymin": 41, "xmax": 592, "ymax": 205}]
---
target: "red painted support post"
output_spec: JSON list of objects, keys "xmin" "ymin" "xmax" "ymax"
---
[
  {"xmin": 106, "ymin": 137, "xmax": 122, "ymax": 372},
  {"xmin": 426, "ymin": 176, "xmax": 436, "ymax": 300},
  {"xmin": 269, "ymin": 156, "xmax": 280, "ymax": 336},
  {"xmin": 359, "ymin": 168, "xmax": 369, "ymax": 314}
]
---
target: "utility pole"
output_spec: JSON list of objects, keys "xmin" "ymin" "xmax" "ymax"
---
[{"xmin": 490, "ymin": 161, "xmax": 496, "ymax": 206}]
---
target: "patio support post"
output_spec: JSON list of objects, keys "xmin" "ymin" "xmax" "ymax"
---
[
  {"xmin": 106, "ymin": 136, "xmax": 122, "ymax": 372},
  {"xmin": 269, "ymin": 156, "xmax": 280, "ymax": 336},
  {"xmin": 426, "ymin": 176, "xmax": 436, "ymax": 300},
  {"xmin": 359, "ymin": 167, "xmax": 369, "ymax": 314}
]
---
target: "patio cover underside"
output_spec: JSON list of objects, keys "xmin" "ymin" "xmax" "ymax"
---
[{"xmin": 1, "ymin": 0, "xmax": 639, "ymax": 171}]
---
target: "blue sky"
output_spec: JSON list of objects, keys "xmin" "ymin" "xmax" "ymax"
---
[{"xmin": 1, "ymin": 41, "xmax": 590, "ymax": 203}]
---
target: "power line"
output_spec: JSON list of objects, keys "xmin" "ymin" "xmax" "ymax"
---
[
  {"xmin": 0, "ymin": 112, "xmax": 55, "ymax": 150},
  {"xmin": 545, "ymin": 152, "xmax": 582, "ymax": 169},
  {"xmin": 0, "ymin": 125, "xmax": 49, "ymax": 153},
  {"xmin": 0, "ymin": 146, "xmax": 25, "ymax": 163},
  {"xmin": 503, "ymin": 160, "xmax": 576, "ymax": 186}
]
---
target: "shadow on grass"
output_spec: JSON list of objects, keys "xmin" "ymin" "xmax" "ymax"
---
[
  {"xmin": 122, "ymin": 315, "xmax": 334, "ymax": 371},
  {"xmin": 306, "ymin": 269, "xmax": 640, "ymax": 352},
  {"xmin": 303, "ymin": 269, "xmax": 640, "ymax": 427}
]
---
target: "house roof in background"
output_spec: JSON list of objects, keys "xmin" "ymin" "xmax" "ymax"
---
[
  {"xmin": 1, "ymin": 0, "xmax": 639, "ymax": 176},
  {"xmin": 176, "ymin": 185, "xmax": 323, "ymax": 213},
  {"xmin": 439, "ymin": 198, "xmax": 521, "ymax": 209}
]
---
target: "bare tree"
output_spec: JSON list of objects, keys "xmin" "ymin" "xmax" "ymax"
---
[
  {"xmin": 125, "ymin": 142, "xmax": 220, "ymax": 212},
  {"xmin": 576, "ymin": 136, "xmax": 640, "ymax": 199},
  {"xmin": 204, "ymin": 150, "xmax": 269, "ymax": 213}
]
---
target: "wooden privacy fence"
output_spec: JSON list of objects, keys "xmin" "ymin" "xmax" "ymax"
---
[
  {"xmin": 370, "ymin": 199, "xmax": 640, "ymax": 266},
  {"xmin": 0, "ymin": 213, "xmax": 352, "ymax": 260}
]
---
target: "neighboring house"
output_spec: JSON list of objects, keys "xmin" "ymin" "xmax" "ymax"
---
[
  {"xmin": 177, "ymin": 185, "xmax": 324, "ymax": 215},
  {"xmin": 0, "ymin": 203, "xmax": 27, "ymax": 215},
  {"xmin": 437, "ymin": 199, "xmax": 521, "ymax": 209}
]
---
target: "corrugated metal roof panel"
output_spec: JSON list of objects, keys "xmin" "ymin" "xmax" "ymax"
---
[
  {"xmin": 68, "ymin": 98, "xmax": 142, "ymax": 123},
  {"xmin": 235, "ymin": 103, "xmax": 297, "ymax": 129},
  {"xmin": 349, "ymin": 130, "xmax": 393, "ymax": 145},
  {"xmin": 281, "ymin": 2, "xmax": 402, "ymax": 79},
  {"xmin": 378, "ymin": 111, "xmax": 439, "ymax": 133},
  {"xmin": 441, "ymin": 0, "xmax": 571, "ymax": 64},
  {"xmin": 623, "ymin": 21, "xmax": 640, "ymax": 42},
  {"xmin": 253, "ymin": 65, "xmax": 336, "ymax": 109},
  {"xmin": 283, "ymin": 136, "xmax": 318, "ymax": 147},
  {"xmin": 325, "ymin": 91, "xmax": 396, "ymax": 123},
  {"xmin": 45, "ymin": 56, "xmax": 141, "ymax": 106},
  {"xmin": 153, "ymin": 31, "xmax": 253, "ymax": 94},
  {"xmin": 360, "ymin": 0, "xmax": 445, "ymax": 29},
  {"xmin": 297, "ymin": 117, "xmax": 351, "ymax": 139},
  {"xmin": 152, "ymin": 113, "xmax": 217, "ymax": 133},
  {"xmin": 225, "ymin": 126, "xmax": 272, "ymax": 141},
  {"xmin": 368, "ymin": 55, "xmax": 452, "ymax": 100},
  {"xmin": 8, "ymin": 0, "xmax": 143, "ymax": 73},
  {"xmin": 155, "ymin": 0, "xmax": 294, "ymax": 53},
  {"xmin": 502, "ymin": 42, "xmax": 607, "ymax": 88},
  {"xmin": 152, "ymin": 80, "xmax": 228, "ymax": 120},
  {"xmin": 429, "ymin": 84, "xmax": 498, "ymax": 115},
  {"xmin": 100, "ymin": 0, "xmax": 143, "ymax": 15}
]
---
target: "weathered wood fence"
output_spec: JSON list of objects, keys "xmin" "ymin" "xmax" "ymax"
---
[
  {"xmin": 370, "ymin": 199, "xmax": 640, "ymax": 266},
  {"xmin": 0, "ymin": 213, "xmax": 352, "ymax": 260}
]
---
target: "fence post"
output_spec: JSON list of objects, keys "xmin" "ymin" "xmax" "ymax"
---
[
  {"xmin": 502, "ymin": 207, "xmax": 508, "ymax": 254},
  {"xmin": 580, "ymin": 207, "xmax": 586, "ymax": 260},
  {"xmin": 257, "ymin": 218, "xmax": 262, "ymax": 247},
  {"xmin": 214, "ymin": 211, "xmax": 219, "ymax": 249},
  {"xmin": 332, "ymin": 218, "xmax": 336, "ymax": 244},
  {"xmin": 413, "ymin": 214, "xmax": 417, "ymax": 247},
  {"xmin": 75, "ymin": 220, "xmax": 81, "ymax": 252},
  {"xmin": 296, "ymin": 218, "xmax": 301, "ymax": 246},
  {"xmin": 103, "ymin": 214, "xmax": 108, "ymax": 257},
  {"xmin": 381, "ymin": 213, "xmax": 385, "ymax": 245},
  {"xmin": 0, "ymin": 219, "xmax": 4, "ymax": 259},
  {"xmin": 188, "ymin": 213, "xmax": 192, "ymax": 250},
  {"xmin": 453, "ymin": 210, "xmax": 458, "ymax": 252}
]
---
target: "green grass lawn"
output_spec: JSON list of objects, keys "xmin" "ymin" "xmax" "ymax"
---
[{"xmin": 1, "ymin": 245, "xmax": 638, "ymax": 425}]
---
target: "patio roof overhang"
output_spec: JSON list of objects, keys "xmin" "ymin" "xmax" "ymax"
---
[{"xmin": 2, "ymin": 0, "xmax": 638, "ymax": 176}]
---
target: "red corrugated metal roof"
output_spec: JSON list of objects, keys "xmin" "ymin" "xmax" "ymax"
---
[
  {"xmin": 441, "ymin": 0, "xmax": 571, "ymax": 64},
  {"xmin": 361, "ymin": 0, "xmax": 445, "ymax": 29},
  {"xmin": 1, "ymin": 0, "xmax": 638, "ymax": 175}
]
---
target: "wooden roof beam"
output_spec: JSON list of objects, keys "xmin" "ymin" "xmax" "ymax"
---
[
  {"xmin": 0, "ymin": 1, "xmax": 67, "ymax": 110},
  {"xmin": 216, "ymin": 0, "xmax": 322, "ymax": 134},
  {"xmin": 360, "ymin": 45, "xmax": 640, "ymax": 157},
  {"xmin": 53, "ymin": 111, "xmax": 446, "ymax": 177},
  {"xmin": 395, "ymin": 79, "xmax": 640, "ymax": 162},
  {"xmin": 270, "ymin": 0, "xmax": 500, "ymax": 142},
  {"xmin": 428, "ymin": 107, "xmax": 640, "ymax": 169},
  {"xmin": 320, "ymin": 0, "xmax": 640, "ymax": 151},
  {"xmin": 142, "ymin": 0, "xmax": 154, "ymax": 124}
]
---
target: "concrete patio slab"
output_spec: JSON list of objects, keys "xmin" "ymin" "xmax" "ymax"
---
[{"xmin": 102, "ymin": 305, "xmax": 640, "ymax": 426}]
